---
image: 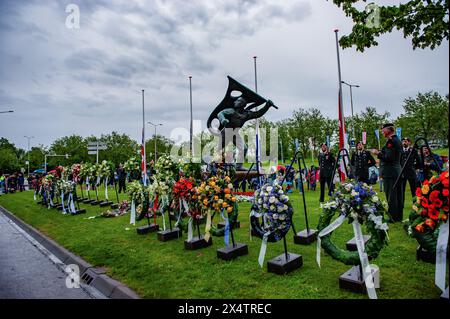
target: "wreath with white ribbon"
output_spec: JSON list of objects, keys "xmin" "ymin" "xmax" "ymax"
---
[
  {"xmin": 250, "ymin": 183, "xmax": 293, "ymax": 267},
  {"xmin": 316, "ymin": 181, "xmax": 389, "ymax": 299}
]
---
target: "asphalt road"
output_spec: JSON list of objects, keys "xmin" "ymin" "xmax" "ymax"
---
[{"xmin": 0, "ymin": 210, "xmax": 92, "ymax": 299}]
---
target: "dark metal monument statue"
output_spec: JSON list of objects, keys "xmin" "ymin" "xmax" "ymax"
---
[{"xmin": 207, "ymin": 76, "xmax": 277, "ymax": 171}]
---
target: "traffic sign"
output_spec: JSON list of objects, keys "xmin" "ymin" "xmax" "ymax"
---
[{"xmin": 88, "ymin": 151, "xmax": 98, "ymax": 155}]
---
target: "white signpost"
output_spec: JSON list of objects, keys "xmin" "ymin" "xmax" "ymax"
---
[{"xmin": 87, "ymin": 141, "xmax": 107, "ymax": 164}]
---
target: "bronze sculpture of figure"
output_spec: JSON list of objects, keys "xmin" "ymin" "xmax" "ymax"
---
[{"xmin": 207, "ymin": 76, "xmax": 277, "ymax": 170}]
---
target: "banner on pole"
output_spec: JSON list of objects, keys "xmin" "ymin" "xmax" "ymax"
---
[
  {"xmin": 396, "ymin": 127, "xmax": 402, "ymax": 140},
  {"xmin": 374, "ymin": 129, "xmax": 380, "ymax": 140},
  {"xmin": 326, "ymin": 135, "xmax": 330, "ymax": 147},
  {"xmin": 362, "ymin": 131, "xmax": 367, "ymax": 145}
]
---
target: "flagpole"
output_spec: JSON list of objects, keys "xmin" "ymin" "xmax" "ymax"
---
[
  {"xmin": 142, "ymin": 89, "xmax": 147, "ymax": 186},
  {"xmin": 253, "ymin": 56, "xmax": 261, "ymax": 185},
  {"xmin": 189, "ymin": 76, "xmax": 193, "ymax": 156},
  {"xmin": 335, "ymin": 29, "xmax": 345, "ymax": 149},
  {"xmin": 335, "ymin": 29, "xmax": 347, "ymax": 182}
]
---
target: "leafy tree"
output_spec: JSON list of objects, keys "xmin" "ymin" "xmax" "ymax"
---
[
  {"xmin": 346, "ymin": 107, "xmax": 391, "ymax": 149},
  {"xmin": 0, "ymin": 138, "xmax": 23, "ymax": 173},
  {"xmin": 331, "ymin": 0, "xmax": 449, "ymax": 51},
  {"xmin": 396, "ymin": 91, "xmax": 449, "ymax": 143},
  {"xmin": 99, "ymin": 132, "xmax": 140, "ymax": 167},
  {"xmin": 48, "ymin": 135, "xmax": 89, "ymax": 168},
  {"xmin": 27, "ymin": 145, "xmax": 47, "ymax": 171}
]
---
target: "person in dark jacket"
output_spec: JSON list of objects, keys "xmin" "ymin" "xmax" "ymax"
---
[
  {"xmin": 318, "ymin": 143, "xmax": 335, "ymax": 202},
  {"xmin": 351, "ymin": 141, "xmax": 376, "ymax": 184},
  {"xmin": 417, "ymin": 146, "xmax": 443, "ymax": 182},
  {"xmin": 117, "ymin": 164, "xmax": 127, "ymax": 193},
  {"xmin": 400, "ymin": 137, "xmax": 420, "ymax": 205},
  {"xmin": 371, "ymin": 123, "xmax": 403, "ymax": 222}
]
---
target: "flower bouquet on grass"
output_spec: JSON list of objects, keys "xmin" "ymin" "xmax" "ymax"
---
[
  {"xmin": 86, "ymin": 200, "xmax": 130, "ymax": 219},
  {"xmin": 71, "ymin": 164, "xmax": 81, "ymax": 184}
]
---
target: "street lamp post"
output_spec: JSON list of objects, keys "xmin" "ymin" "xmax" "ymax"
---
[
  {"xmin": 44, "ymin": 154, "xmax": 70, "ymax": 173},
  {"xmin": 147, "ymin": 122, "xmax": 163, "ymax": 165},
  {"xmin": 0, "ymin": 110, "xmax": 14, "ymax": 114},
  {"xmin": 341, "ymin": 81, "xmax": 360, "ymax": 144},
  {"xmin": 24, "ymin": 136, "xmax": 35, "ymax": 176}
]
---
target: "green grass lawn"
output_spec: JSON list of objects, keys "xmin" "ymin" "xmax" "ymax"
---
[{"xmin": 0, "ymin": 183, "xmax": 443, "ymax": 299}]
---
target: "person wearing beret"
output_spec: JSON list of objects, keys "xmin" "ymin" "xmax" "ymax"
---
[
  {"xmin": 318, "ymin": 143, "xmax": 335, "ymax": 202},
  {"xmin": 351, "ymin": 141, "xmax": 376, "ymax": 184},
  {"xmin": 371, "ymin": 123, "xmax": 403, "ymax": 222}
]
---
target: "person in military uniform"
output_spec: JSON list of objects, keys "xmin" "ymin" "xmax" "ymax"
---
[
  {"xmin": 318, "ymin": 143, "xmax": 335, "ymax": 202},
  {"xmin": 400, "ymin": 137, "xmax": 419, "ymax": 205},
  {"xmin": 370, "ymin": 123, "xmax": 403, "ymax": 222},
  {"xmin": 350, "ymin": 141, "xmax": 376, "ymax": 184}
]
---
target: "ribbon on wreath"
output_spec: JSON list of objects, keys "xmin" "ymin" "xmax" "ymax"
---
[
  {"xmin": 61, "ymin": 192, "xmax": 66, "ymax": 214},
  {"xmin": 96, "ymin": 176, "xmax": 101, "ymax": 187},
  {"xmin": 104, "ymin": 177, "xmax": 109, "ymax": 200},
  {"xmin": 221, "ymin": 209, "xmax": 230, "ymax": 247},
  {"xmin": 316, "ymin": 214, "xmax": 378, "ymax": 299},
  {"xmin": 435, "ymin": 221, "xmax": 449, "ymax": 292},
  {"xmin": 204, "ymin": 209, "xmax": 212, "ymax": 242},
  {"xmin": 130, "ymin": 200, "xmax": 136, "ymax": 225},
  {"xmin": 258, "ymin": 232, "xmax": 270, "ymax": 267},
  {"xmin": 48, "ymin": 192, "xmax": 54, "ymax": 209},
  {"xmin": 153, "ymin": 194, "xmax": 159, "ymax": 225},
  {"xmin": 316, "ymin": 214, "xmax": 346, "ymax": 267},
  {"xmin": 352, "ymin": 220, "xmax": 377, "ymax": 299},
  {"xmin": 188, "ymin": 217, "xmax": 194, "ymax": 242},
  {"xmin": 34, "ymin": 191, "xmax": 37, "ymax": 201},
  {"xmin": 68, "ymin": 193, "xmax": 76, "ymax": 214},
  {"xmin": 86, "ymin": 177, "xmax": 90, "ymax": 191}
]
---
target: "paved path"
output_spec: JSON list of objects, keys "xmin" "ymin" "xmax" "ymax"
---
[{"xmin": 0, "ymin": 211, "xmax": 93, "ymax": 299}]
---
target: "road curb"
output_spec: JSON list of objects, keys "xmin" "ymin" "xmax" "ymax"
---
[{"xmin": 0, "ymin": 205, "xmax": 140, "ymax": 299}]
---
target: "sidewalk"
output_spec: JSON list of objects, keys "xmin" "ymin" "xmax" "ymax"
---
[{"xmin": 0, "ymin": 211, "xmax": 93, "ymax": 299}]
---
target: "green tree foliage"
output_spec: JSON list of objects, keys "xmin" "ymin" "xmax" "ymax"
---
[
  {"xmin": 48, "ymin": 135, "xmax": 89, "ymax": 168},
  {"xmin": 0, "ymin": 138, "xmax": 22, "ymax": 173},
  {"xmin": 331, "ymin": 0, "xmax": 449, "ymax": 51},
  {"xmin": 395, "ymin": 91, "xmax": 449, "ymax": 143},
  {"xmin": 100, "ymin": 132, "xmax": 139, "ymax": 167},
  {"xmin": 346, "ymin": 106, "xmax": 391, "ymax": 148}
]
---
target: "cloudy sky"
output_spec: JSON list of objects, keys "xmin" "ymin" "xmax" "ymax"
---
[{"xmin": 0, "ymin": 0, "xmax": 448, "ymax": 150}]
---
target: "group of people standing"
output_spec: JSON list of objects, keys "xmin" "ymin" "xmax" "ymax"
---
[
  {"xmin": 0, "ymin": 172, "xmax": 28, "ymax": 194},
  {"xmin": 315, "ymin": 123, "xmax": 445, "ymax": 223}
]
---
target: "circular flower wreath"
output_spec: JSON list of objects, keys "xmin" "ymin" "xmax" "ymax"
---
[
  {"xmin": 127, "ymin": 181, "xmax": 149, "ymax": 220},
  {"xmin": 317, "ymin": 181, "xmax": 389, "ymax": 265},
  {"xmin": 71, "ymin": 164, "xmax": 81, "ymax": 183},
  {"xmin": 172, "ymin": 177, "xmax": 201, "ymax": 231},
  {"xmin": 406, "ymin": 171, "xmax": 449, "ymax": 253},
  {"xmin": 250, "ymin": 183, "xmax": 293, "ymax": 242},
  {"xmin": 197, "ymin": 174, "xmax": 238, "ymax": 236}
]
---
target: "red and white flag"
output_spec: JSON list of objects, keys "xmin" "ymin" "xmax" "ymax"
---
[{"xmin": 337, "ymin": 89, "xmax": 348, "ymax": 181}]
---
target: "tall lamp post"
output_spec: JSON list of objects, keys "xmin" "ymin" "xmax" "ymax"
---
[
  {"xmin": 147, "ymin": 122, "xmax": 163, "ymax": 165},
  {"xmin": 341, "ymin": 81, "xmax": 360, "ymax": 144},
  {"xmin": 0, "ymin": 110, "xmax": 14, "ymax": 114},
  {"xmin": 24, "ymin": 136, "xmax": 35, "ymax": 176}
]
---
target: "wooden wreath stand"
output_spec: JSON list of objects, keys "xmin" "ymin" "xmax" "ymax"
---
[
  {"xmin": 137, "ymin": 201, "xmax": 159, "ymax": 235},
  {"xmin": 217, "ymin": 219, "xmax": 248, "ymax": 261},
  {"xmin": 157, "ymin": 206, "xmax": 182, "ymax": 242},
  {"xmin": 184, "ymin": 217, "xmax": 212, "ymax": 250},
  {"xmin": 267, "ymin": 236, "xmax": 302, "ymax": 275},
  {"xmin": 339, "ymin": 263, "xmax": 380, "ymax": 293}
]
